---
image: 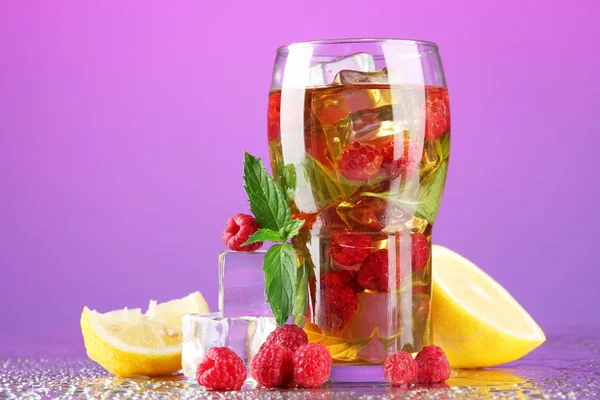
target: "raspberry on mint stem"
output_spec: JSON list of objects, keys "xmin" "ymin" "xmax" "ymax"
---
[{"xmin": 222, "ymin": 213, "xmax": 263, "ymax": 252}]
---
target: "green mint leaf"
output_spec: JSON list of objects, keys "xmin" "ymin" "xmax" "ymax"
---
[
  {"xmin": 242, "ymin": 228, "xmax": 284, "ymax": 246},
  {"xmin": 243, "ymin": 152, "xmax": 290, "ymax": 231},
  {"xmin": 359, "ymin": 160, "xmax": 448, "ymax": 224},
  {"xmin": 415, "ymin": 161, "xmax": 448, "ymax": 223},
  {"xmin": 276, "ymin": 162, "xmax": 297, "ymax": 205},
  {"xmin": 291, "ymin": 231, "xmax": 314, "ymax": 327},
  {"xmin": 292, "ymin": 258, "xmax": 308, "ymax": 326},
  {"xmin": 263, "ymin": 243, "xmax": 297, "ymax": 326},
  {"xmin": 303, "ymin": 156, "xmax": 360, "ymax": 210},
  {"xmin": 279, "ymin": 219, "xmax": 304, "ymax": 241},
  {"xmin": 435, "ymin": 132, "xmax": 451, "ymax": 162},
  {"xmin": 284, "ymin": 164, "xmax": 297, "ymax": 191}
]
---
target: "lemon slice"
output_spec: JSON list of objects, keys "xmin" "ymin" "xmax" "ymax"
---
[
  {"xmin": 432, "ymin": 245, "xmax": 545, "ymax": 368},
  {"xmin": 81, "ymin": 291, "xmax": 209, "ymax": 377},
  {"xmin": 146, "ymin": 291, "xmax": 209, "ymax": 328}
]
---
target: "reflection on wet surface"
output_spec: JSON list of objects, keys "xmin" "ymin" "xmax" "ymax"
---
[{"xmin": 1, "ymin": 332, "xmax": 598, "ymax": 399}]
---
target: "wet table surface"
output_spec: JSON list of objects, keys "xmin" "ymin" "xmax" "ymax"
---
[{"xmin": 1, "ymin": 330, "xmax": 599, "ymax": 399}]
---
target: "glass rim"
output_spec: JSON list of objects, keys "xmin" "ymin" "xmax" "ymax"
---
[{"xmin": 277, "ymin": 37, "xmax": 438, "ymax": 53}]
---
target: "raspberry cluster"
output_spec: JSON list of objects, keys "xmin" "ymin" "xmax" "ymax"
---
[
  {"xmin": 196, "ymin": 325, "xmax": 333, "ymax": 391},
  {"xmin": 383, "ymin": 345, "xmax": 451, "ymax": 387},
  {"xmin": 322, "ymin": 231, "xmax": 431, "ymax": 333},
  {"xmin": 196, "ymin": 329, "xmax": 450, "ymax": 391},
  {"xmin": 331, "ymin": 231, "xmax": 430, "ymax": 294},
  {"xmin": 337, "ymin": 135, "xmax": 430, "ymax": 184},
  {"xmin": 251, "ymin": 325, "xmax": 332, "ymax": 389}
]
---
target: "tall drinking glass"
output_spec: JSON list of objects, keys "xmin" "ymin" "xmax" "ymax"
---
[{"xmin": 268, "ymin": 39, "xmax": 450, "ymax": 382}]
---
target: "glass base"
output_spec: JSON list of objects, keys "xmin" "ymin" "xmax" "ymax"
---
[{"xmin": 329, "ymin": 365, "xmax": 385, "ymax": 383}]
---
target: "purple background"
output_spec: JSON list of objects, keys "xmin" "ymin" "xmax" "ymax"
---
[{"xmin": 1, "ymin": 1, "xmax": 599, "ymax": 346}]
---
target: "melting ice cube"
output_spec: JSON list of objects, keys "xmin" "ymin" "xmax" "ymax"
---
[
  {"xmin": 308, "ymin": 53, "xmax": 376, "ymax": 86},
  {"xmin": 181, "ymin": 313, "xmax": 277, "ymax": 379},
  {"xmin": 334, "ymin": 67, "xmax": 389, "ymax": 85}
]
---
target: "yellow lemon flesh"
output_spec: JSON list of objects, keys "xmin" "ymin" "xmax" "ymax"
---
[
  {"xmin": 81, "ymin": 292, "xmax": 209, "ymax": 377},
  {"xmin": 432, "ymin": 246, "xmax": 545, "ymax": 368},
  {"xmin": 145, "ymin": 291, "xmax": 209, "ymax": 328}
]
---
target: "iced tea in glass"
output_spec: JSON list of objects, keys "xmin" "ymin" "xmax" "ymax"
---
[{"xmin": 268, "ymin": 39, "xmax": 450, "ymax": 381}]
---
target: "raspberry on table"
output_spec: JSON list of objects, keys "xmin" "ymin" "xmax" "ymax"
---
[
  {"xmin": 222, "ymin": 213, "xmax": 263, "ymax": 252},
  {"xmin": 264, "ymin": 324, "xmax": 308, "ymax": 353},
  {"xmin": 293, "ymin": 343, "xmax": 333, "ymax": 388},
  {"xmin": 380, "ymin": 137, "xmax": 423, "ymax": 180},
  {"xmin": 412, "ymin": 233, "xmax": 430, "ymax": 272},
  {"xmin": 196, "ymin": 347, "xmax": 246, "ymax": 391},
  {"xmin": 330, "ymin": 231, "xmax": 373, "ymax": 267},
  {"xmin": 415, "ymin": 345, "xmax": 451, "ymax": 383},
  {"xmin": 319, "ymin": 282, "xmax": 359, "ymax": 333},
  {"xmin": 384, "ymin": 351, "xmax": 418, "ymax": 386},
  {"xmin": 337, "ymin": 141, "xmax": 383, "ymax": 181},
  {"xmin": 357, "ymin": 249, "xmax": 400, "ymax": 292},
  {"xmin": 414, "ymin": 382, "xmax": 451, "ymax": 389},
  {"xmin": 250, "ymin": 343, "xmax": 294, "ymax": 388}
]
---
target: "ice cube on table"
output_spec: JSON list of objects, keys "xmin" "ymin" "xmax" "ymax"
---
[
  {"xmin": 219, "ymin": 251, "xmax": 272, "ymax": 317},
  {"xmin": 308, "ymin": 53, "xmax": 376, "ymax": 86},
  {"xmin": 334, "ymin": 67, "xmax": 389, "ymax": 85},
  {"xmin": 181, "ymin": 313, "xmax": 277, "ymax": 379}
]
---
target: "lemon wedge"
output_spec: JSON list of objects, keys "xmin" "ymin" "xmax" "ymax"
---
[
  {"xmin": 146, "ymin": 291, "xmax": 209, "ymax": 328},
  {"xmin": 81, "ymin": 291, "xmax": 209, "ymax": 377},
  {"xmin": 432, "ymin": 245, "xmax": 545, "ymax": 368}
]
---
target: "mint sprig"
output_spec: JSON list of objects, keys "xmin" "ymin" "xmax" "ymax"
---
[
  {"xmin": 292, "ymin": 258, "xmax": 309, "ymax": 326},
  {"xmin": 243, "ymin": 228, "xmax": 283, "ymax": 245},
  {"xmin": 279, "ymin": 219, "xmax": 304, "ymax": 240},
  {"xmin": 263, "ymin": 243, "xmax": 297, "ymax": 327},
  {"xmin": 276, "ymin": 161, "xmax": 297, "ymax": 205},
  {"xmin": 243, "ymin": 152, "xmax": 290, "ymax": 231},
  {"xmin": 242, "ymin": 218, "xmax": 305, "ymax": 246},
  {"xmin": 242, "ymin": 152, "xmax": 304, "ymax": 326}
]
